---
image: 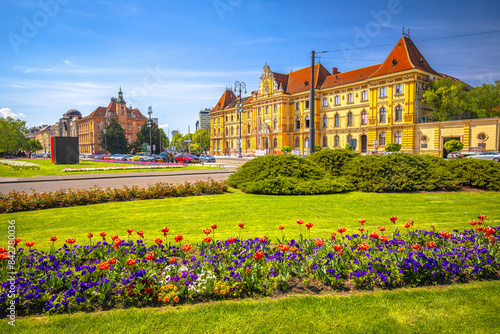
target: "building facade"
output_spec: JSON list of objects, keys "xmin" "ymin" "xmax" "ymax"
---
[
  {"xmin": 198, "ymin": 108, "xmax": 211, "ymax": 131},
  {"xmin": 209, "ymin": 35, "xmax": 499, "ymax": 156},
  {"xmin": 78, "ymin": 88, "xmax": 147, "ymax": 154}
]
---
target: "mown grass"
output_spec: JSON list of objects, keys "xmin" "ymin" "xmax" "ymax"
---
[
  {"xmin": 2, "ymin": 280, "xmax": 499, "ymax": 333},
  {"xmin": 0, "ymin": 159, "xmax": 216, "ymax": 178},
  {"xmin": 1, "ymin": 190, "xmax": 499, "ymax": 251}
]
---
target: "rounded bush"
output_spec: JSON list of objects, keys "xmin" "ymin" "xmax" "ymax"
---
[{"xmin": 307, "ymin": 149, "xmax": 359, "ymax": 176}]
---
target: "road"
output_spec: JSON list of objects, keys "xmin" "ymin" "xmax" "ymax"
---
[{"xmin": 0, "ymin": 157, "xmax": 250, "ymax": 193}]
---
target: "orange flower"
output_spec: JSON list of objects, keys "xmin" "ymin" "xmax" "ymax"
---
[
  {"xmin": 333, "ymin": 244, "xmax": 342, "ymax": 252},
  {"xmin": 155, "ymin": 238, "xmax": 163, "ymax": 245},
  {"xmin": 13, "ymin": 238, "xmax": 21, "ymax": 248},
  {"xmin": 111, "ymin": 235, "xmax": 119, "ymax": 241},
  {"xmin": 331, "ymin": 232, "xmax": 337, "ymax": 239},
  {"xmin": 49, "ymin": 236, "xmax": 57, "ymax": 242},
  {"xmin": 1, "ymin": 253, "xmax": 10, "ymax": 260},
  {"xmin": 426, "ymin": 241, "xmax": 436, "ymax": 248},
  {"xmin": 358, "ymin": 242, "xmax": 369, "ymax": 251},
  {"xmin": 137, "ymin": 230, "xmax": 144, "ymax": 238},
  {"xmin": 475, "ymin": 226, "xmax": 484, "ymax": 232},
  {"xmin": 169, "ymin": 257, "xmax": 177, "ymax": 264},
  {"xmin": 145, "ymin": 251, "xmax": 155, "ymax": 261},
  {"xmin": 98, "ymin": 262, "xmax": 109, "ymax": 270},
  {"xmin": 278, "ymin": 225, "xmax": 285, "ymax": 230},
  {"xmin": 337, "ymin": 227, "xmax": 347, "ymax": 235},
  {"xmin": 390, "ymin": 216, "xmax": 398, "ymax": 223},
  {"xmin": 238, "ymin": 222, "xmax": 244, "ymax": 229},
  {"xmin": 211, "ymin": 224, "xmax": 217, "ymax": 230},
  {"xmin": 127, "ymin": 228, "xmax": 134, "ymax": 235},
  {"xmin": 377, "ymin": 226, "xmax": 386, "ymax": 232},
  {"xmin": 358, "ymin": 228, "xmax": 365, "ymax": 233},
  {"xmin": 174, "ymin": 296, "xmax": 179, "ymax": 303},
  {"xmin": 282, "ymin": 244, "xmax": 290, "ymax": 252},
  {"xmin": 291, "ymin": 246, "xmax": 298, "ymax": 253},
  {"xmin": 259, "ymin": 236, "xmax": 267, "ymax": 243},
  {"xmin": 108, "ymin": 257, "xmax": 117, "ymax": 264},
  {"xmin": 181, "ymin": 244, "xmax": 192, "ymax": 252},
  {"xmin": 174, "ymin": 234, "xmax": 183, "ymax": 243},
  {"xmin": 485, "ymin": 227, "xmax": 496, "ymax": 237},
  {"xmin": 65, "ymin": 238, "xmax": 76, "ymax": 244},
  {"xmin": 227, "ymin": 236, "xmax": 236, "ymax": 245},
  {"xmin": 412, "ymin": 243, "xmax": 422, "ymax": 250},
  {"xmin": 245, "ymin": 268, "xmax": 250, "ymax": 275},
  {"xmin": 253, "ymin": 251, "xmax": 264, "ymax": 260},
  {"xmin": 25, "ymin": 241, "xmax": 35, "ymax": 248},
  {"xmin": 0, "ymin": 248, "xmax": 5, "ymax": 253},
  {"xmin": 478, "ymin": 214, "xmax": 487, "ymax": 221},
  {"xmin": 203, "ymin": 236, "xmax": 212, "ymax": 243},
  {"xmin": 468, "ymin": 220, "xmax": 478, "ymax": 226},
  {"xmin": 359, "ymin": 219, "xmax": 366, "ymax": 225},
  {"xmin": 379, "ymin": 235, "xmax": 389, "ymax": 242},
  {"xmin": 369, "ymin": 232, "xmax": 379, "ymax": 239},
  {"xmin": 404, "ymin": 222, "xmax": 411, "ymax": 229},
  {"xmin": 87, "ymin": 232, "xmax": 93, "ymax": 238},
  {"xmin": 306, "ymin": 222, "xmax": 314, "ymax": 230},
  {"xmin": 126, "ymin": 259, "xmax": 136, "ymax": 266},
  {"xmin": 439, "ymin": 230, "xmax": 451, "ymax": 238},
  {"xmin": 203, "ymin": 228, "xmax": 212, "ymax": 235},
  {"xmin": 100, "ymin": 231, "xmax": 107, "ymax": 240},
  {"xmin": 296, "ymin": 219, "xmax": 304, "ymax": 225},
  {"xmin": 314, "ymin": 238, "xmax": 323, "ymax": 246},
  {"xmin": 161, "ymin": 227, "xmax": 169, "ymax": 236}
]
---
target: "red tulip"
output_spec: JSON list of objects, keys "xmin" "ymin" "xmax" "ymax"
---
[
  {"xmin": 404, "ymin": 222, "xmax": 411, "ymax": 229},
  {"xmin": 126, "ymin": 259, "xmax": 136, "ymax": 266},
  {"xmin": 390, "ymin": 216, "xmax": 398, "ymax": 223},
  {"xmin": 145, "ymin": 251, "xmax": 155, "ymax": 261},
  {"xmin": 468, "ymin": 220, "xmax": 478, "ymax": 226},
  {"xmin": 296, "ymin": 219, "xmax": 304, "ymax": 225},
  {"xmin": 439, "ymin": 230, "xmax": 451, "ymax": 238},
  {"xmin": 331, "ymin": 232, "xmax": 337, "ymax": 239},
  {"xmin": 369, "ymin": 232, "xmax": 379, "ymax": 239},
  {"xmin": 49, "ymin": 236, "xmax": 57, "ymax": 242},
  {"xmin": 137, "ymin": 230, "xmax": 144, "ymax": 238},
  {"xmin": 259, "ymin": 236, "xmax": 267, "ymax": 243},
  {"xmin": 278, "ymin": 225, "xmax": 285, "ymax": 230},
  {"xmin": 291, "ymin": 246, "xmax": 298, "ymax": 253},
  {"xmin": 100, "ymin": 231, "xmax": 107, "ymax": 241},
  {"xmin": 65, "ymin": 238, "xmax": 76, "ymax": 244},
  {"xmin": 87, "ymin": 232, "xmax": 93, "ymax": 239},
  {"xmin": 161, "ymin": 227, "xmax": 169, "ymax": 236},
  {"xmin": 314, "ymin": 238, "xmax": 323, "ymax": 246},
  {"xmin": 211, "ymin": 224, "xmax": 217, "ymax": 230},
  {"xmin": 203, "ymin": 228, "xmax": 212, "ymax": 235},
  {"xmin": 13, "ymin": 238, "xmax": 21, "ymax": 248},
  {"xmin": 377, "ymin": 226, "xmax": 386, "ymax": 232},
  {"xmin": 412, "ymin": 243, "xmax": 422, "ymax": 250},
  {"xmin": 358, "ymin": 242, "xmax": 369, "ymax": 251},
  {"xmin": 181, "ymin": 244, "xmax": 192, "ymax": 252},
  {"xmin": 108, "ymin": 257, "xmax": 117, "ymax": 264},
  {"xmin": 25, "ymin": 241, "xmax": 35, "ymax": 248},
  {"xmin": 227, "ymin": 236, "xmax": 236, "ymax": 245},
  {"xmin": 203, "ymin": 236, "xmax": 212, "ymax": 243},
  {"xmin": 359, "ymin": 228, "xmax": 365, "ymax": 233},
  {"xmin": 155, "ymin": 238, "xmax": 163, "ymax": 245},
  {"xmin": 337, "ymin": 227, "xmax": 347, "ymax": 235},
  {"xmin": 253, "ymin": 251, "xmax": 264, "ymax": 260},
  {"xmin": 359, "ymin": 219, "xmax": 366, "ymax": 225},
  {"xmin": 98, "ymin": 262, "xmax": 109, "ymax": 270},
  {"xmin": 0, "ymin": 248, "xmax": 5, "ymax": 253},
  {"xmin": 379, "ymin": 235, "xmax": 389, "ymax": 242},
  {"xmin": 306, "ymin": 222, "xmax": 314, "ymax": 230},
  {"xmin": 333, "ymin": 244, "xmax": 342, "ymax": 252},
  {"xmin": 127, "ymin": 229, "xmax": 134, "ymax": 235},
  {"xmin": 174, "ymin": 235, "xmax": 183, "ymax": 243},
  {"xmin": 111, "ymin": 235, "xmax": 119, "ymax": 241},
  {"xmin": 238, "ymin": 222, "xmax": 244, "ymax": 229},
  {"xmin": 475, "ymin": 226, "xmax": 484, "ymax": 232},
  {"xmin": 426, "ymin": 241, "xmax": 436, "ymax": 248},
  {"xmin": 169, "ymin": 257, "xmax": 177, "ymax": 264}
]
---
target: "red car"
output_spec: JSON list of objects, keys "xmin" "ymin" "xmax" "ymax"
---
[{"xmin": 175, "ymin": 155, "xmax": 194, "ymax": 163}]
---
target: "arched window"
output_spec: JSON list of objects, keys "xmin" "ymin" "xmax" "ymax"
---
[
  {"xmin": 247, "ymin": 139, "xmax": 251, "ymax": 148},
  {"xmin": 347, "ymin": 134, "xmax": 352, "ymax": 143},
  {"xmin": 274, "ymin": 104, "xmax": 277, "ymax": 113},
  {"xmin": 225, "ymin": 127, "xmax": 228, "ymax": 136},
  {"xmin": 296, "ymin": 117, "xmax": 301, "ymax": 130},
  {"xmin": 379, "ymin": 132, "xmax": 386, "ymax": 146},
  {"xmin": 361, "ymin": 110, "xmax": 368, "ymax": 125},
  {"xmin": 258, "ymin": 107, "xmax": 261, "ymax": 115},
  {"xmin": 295, "ymin": 137, "xmax": 300, "ymax": 147},
  {"xmin": 395, "ymin": 105, "xmax": 402, "ymax": 122},
  {"xmin": 379, "ymin": 107, "xmax": 387, "ymax": 123},
  {"xmin": 236, "ymin": 126, "xmax": 239, "ymax": 136},
  {"xmin": 334, "ymin": 135, "xmax": 339, "ymax": 147},
  {"xmin": 231, "ymin": 126, "xmax": 233, "ymax": 135},
  {"xmin": 394, "ymin": 131, "xmax": 402, "ymax": 144},
  {"xmin": 305, "ymin": 116, "xmax": 310, "ymax": 128},
  {"xmin": 274, "ymin": 118, "xmax": 278, "ymax": 130},
  {"xmin": 347, "ymin": 112, "xmax": 353, "ymax": 126},
  {"xmin": 323, "ymin": 115, "xmax": 328, "ymax": 128},
  {"xmin": 248, "ymin": 124, "xmax": 251, "ymax": 134},
  {"xmin": 273, "ymin": 138, "xmax": 278, "ymax": 147},
  {"xmin": 323, "ymin": 136, "xmax": 327, "ymax": 147},
  {"xmin": 266, "ymin": 106, "xmax": 269, "ymax": 114},
  {"xmin": 305, "ymin": 137, "xmax": 310, "ymax": 148},
  {"xmin": 334, "ymin": 114, "xmax": 340, "ymax": 127}
]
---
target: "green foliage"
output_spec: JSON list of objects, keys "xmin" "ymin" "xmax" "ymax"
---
[
  {"xmin": 314, "ymin": 144, "xmax": 321, "ymax": 152},
  {"xmin": 447, "ymin": 158, "xmax": 500, "ymax": 191},
  {"xmin": 307, "ymin": 149, "xmax": 359, "ymax": 176},
  {"xmin": 239, "ymin": 176, "xmax": 354, "ymax": 195},
  {"xmin": 385, "ymin": 143, "xmax": 402, "ymax": 152},
  {"xmin": 100, "ymin": 119, "xmax": 128, "ymax": 154},
  {"xmin": 443, "ymin": 139, "xmax": 464, "ymax": 152},
  {"xmin": 281, "ymin": 146, "xmax": 291, "ymax": 153},
  {"xmin": 343, "ymin": 154, "xmax": 458, "ymax": 192},
  {"xmin": 192, "ymin": 129, "xmax": 210, "ymax": 153},
  {"xmin": 0, "ymin": 117, "xmax": 28, "ymax": 154},
  {"xmin": 23, "ymin": 139, "xmax": 43, "ymax": 157},
  {"xmin": 130, "ymin": 121, "xmax": 165, "ymax": 154}
]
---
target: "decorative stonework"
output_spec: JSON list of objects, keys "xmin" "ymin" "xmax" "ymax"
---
[{"xmin": 477, "ymin": 132, "xmax": 489, "ymax": 142}]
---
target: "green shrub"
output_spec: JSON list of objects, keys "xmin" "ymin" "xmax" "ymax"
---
[
  {"xmin": 447, "ymin": 158, "xmax": 500, "ymax": 190},
  {"xmin": 444, "ymin": 139, "xmax": 464, "ymax": 152},
  {"xmin": 307, "ymin": 149, "xmax": 359, "ymax": 176},
  {"xmin": 343, "ymin": 154, "xmax": 459, "ymax": 192},
  {"xmin": 385, "ymin": 143, "xmax": 402, "ymax": 152},
  {"xmin": 239, "ymin": 176, "xmax": 355, "ymax": 195}
]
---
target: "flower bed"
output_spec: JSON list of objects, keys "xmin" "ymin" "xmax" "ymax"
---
[
  {"xmin": 62, "ymin": 164, "xmax": 185, "ymax": 172},
  {"xmin": 0, "ymin": 180, "xmax": 228, "ymax": 213},
  {"xmin": 1, "ymin": 217, "xmax": 498, "ymax": 317},
  {"xmin": 91, "ymin": 160, "xmax": 183, "ymax": 166},
  {"xmin": 0, "ymin": 160, "xmax": 40, "ymax": 170}
]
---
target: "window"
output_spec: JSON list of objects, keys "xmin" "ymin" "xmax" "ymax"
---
[
  {"xmin": 247, "ymin": 111, "xmax": 250, "ymax": 118},
  {"xmin": 348, "ymin": 93, "xmax": 353, "ymax": 103},
  {"xmin": 225, "ymin": 128, "xmax": 228, "ymax": 136},
  {"xmin": 258, "ymin": 107, "xmax": 261, "ymax": 115},
  {"xmin": 305, "ymin": 137, "xmax": 310, "ymax": 149},
  {"xmin": 323, "ymin": 115, "xmax": 328, "ymax": 128},
  {"xmin": 395, "ymin": 105, "xmax": 402, "ymax": 122},
  {"xmin": 334, "ymin": 96, "xmax": 340, "ymax": 105},
  {"xmin": 379, "ymin": 108, "xmax": 387, "ymax": 123},
  {"xmin": 347, "ymin": 134, "xmax": 352, "ymax": 146},
  {"xmin": 361, "ymin": 91, "xmax": 368, "ymax": 101},
  {"xmin": 305, "ymin": 100, "xmax": 310, "ymax": 109},
  {"xmin": 305, "ymin": 116, "xmax": 310, "ymax": 128},
  {"xmin": 248, "ymin": 124, "xmax": 251, "ymax": 134},
  {"xmin": 266, "ymin": 106, "xmax": 269, "ymax": 114},
  {"xmin": 274, "ymin": 104, "xmax": 277, "ymax": 113},
  {"xmin": 323, "ymin": 98, "xmax": 328, "ymax": 107},
  {"xmin": 231, "ymin": 127, "xmax": 233, "ymax": 135},
  {"xmin": 247, "ymin": 139, "xmax": 251, "ymax": 148},
  {"xmin": 296, "ymin": 118, "xmax": 301, "ymax": 130},
  {"xmin": 273, "ymin": 138, "xmax": 277, "ymax": 147},
  {"xmin": 334, "ymin": 135, "xmax": 339, "ymax": 147},
  {"xmin": 394, "ymin": 131, "xmax": 402, "ymax": 144},
  {"xmin": 334, "ymin": 114, "xmax": 340, "ymax": 127},
  {"xmin": 361, "ymin": 110, "xmax": 368, "ymax": 125},
  {"xmin": 380, "ymin": 87, "xmax": 387, "ymax": 97},
  {"xmin": 236, "ymin": 126, "xmax": 239, "ymax": 136},
  {"xmin": 347, "ymin": 112, "xmax": 353, "ymax": 126},
  {"xmin": 379, "ymin": 132, "xmax": 386, "ymax": 146},
  {"xmin": 395, "ymin": 84, "xmax": 403, "ymax": 95},
  {"xmin": 295, "ymin": 102, "xmax": 300, "ymax": 110},
  {"xmin": 273, "ymin": 118, "xmax": 278, "ymax": 131},
  {"xmin": 295, "ymin": 137, "xmax": 300, "ymax": 147},
  {"xmin": 323, "ymin": 136, "xmax": 327, "ymax": 147},
  {"xmin": 231, "ymin": 115, "xmax": 233, "ymax": 121}
]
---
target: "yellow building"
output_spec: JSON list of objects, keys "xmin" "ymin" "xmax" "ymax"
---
[
  {"xmin": 34, "ymin": 125, "xmax": 57, "ymax": 154},
  {"xmin": 210, "ymin": 35, "xmax": 499, "ymax": 156}
]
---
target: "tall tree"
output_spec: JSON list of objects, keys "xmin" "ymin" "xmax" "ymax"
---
[
  {"xmin": 466, "ymin": 81, "xmax": 500, "ymax": 118},
  {"xmin": 423, "ymin": 78, "xmax": 468, "ymax": 121},
  {"xmin": 131, "ymin": 121, "xmax": 164, "ymax": 154},
  {"xmin": 23, "ymin": 139, "xmax": 43, "ymax": 158},
  {"xmin": 192, "ymin": 129, "xmax": 210, "ymax": 153},
  {"xmin": 99, "ymin": 118, "xmax": 128, "ymax": 154},
  {"xmin": 0, "ymin": 117, "xmax": 28, "ymax": 154}
]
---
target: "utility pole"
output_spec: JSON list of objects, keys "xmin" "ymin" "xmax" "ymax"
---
[
  {"xmin": 234, "ymin": 81, "xmax": 246, "ymax": 158},
  {"xmin": 188, "ymin": 125, "xmax": 191, "ymax": 155},
  {"xmin": 310, "ymin": 50, "xmax": 315, "ymax": 155},
  {"xmin": 148, "ymin": 106, "xmax": 153, "ymax": 155}
]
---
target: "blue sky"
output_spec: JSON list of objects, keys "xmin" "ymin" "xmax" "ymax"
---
[{"xmin": 1, "ymin": 0, "xmax": 499, "ymax": 135}]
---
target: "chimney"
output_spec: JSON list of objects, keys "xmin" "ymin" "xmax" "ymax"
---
[{"xmin": 332, "ymin": 67, "xmax": 339, "ymax": 75}]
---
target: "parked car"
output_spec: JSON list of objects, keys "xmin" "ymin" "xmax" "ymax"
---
[
  {"xmin": 467, "ymin": 151, "xmax": 500, "ymax": 162},
  {"xmin": 199, "ymin": 154, "xmax": 216, "ymax": 163},
  {"xmin": 186, "ymin": 155, "xmax": 200, "ymax": 163},
  {"xmin": 447, "ymin": 151, "xmax": 463, "ymax": 159},
  {"xmin": 138, "ymin": 155, "xmax": 155, "ymax": 162},
  {"xmin": 4, "ymin": 156, "xmax": 16, "ymax": 159},
  {"xmin": 175, "ymin": 155, "xmax": 194, "ymax": 163}
]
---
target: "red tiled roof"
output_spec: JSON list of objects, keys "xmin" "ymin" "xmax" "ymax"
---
[
  {"xmin": 211, "ymin": 89, "xmax": 236, "ymax": 112},
  {"xmin": 321, "ymin": 64, "xmax": 381, "ymax": 89},
  {"xmin": 369, "ymin": 36, "xmax": 439, "ymax": 78},
  {"xmin": 273, "ymin": 72, "xmax": 289, "ymax": 92},
  {"xmin": 285, "ymin": 63, "xmax": 331, "ymax": 94}
]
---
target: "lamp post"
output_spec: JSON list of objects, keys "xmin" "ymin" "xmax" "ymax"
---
[
  {"xmin": 234, "ymin": 81, "xmax": 246, "ymax": 158},
  {"xmin": 148, "ymin": 106, "xmax": 153, "ymax": 155},
  {"xmin": 103, "ymin": 129, "xmax": 107, "ymax": 154}
]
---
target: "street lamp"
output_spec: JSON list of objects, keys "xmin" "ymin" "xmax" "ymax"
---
[
  {"xmin": 103, "ymin": 129, "xmax": 107, "ymax": 154},
  {"xmin": 233, "ymin": 81, "xmax": 246, "ymax": 158},
  {"xmin": 148, "ymin": 106, "xmax": 153, "ymax": 155}
]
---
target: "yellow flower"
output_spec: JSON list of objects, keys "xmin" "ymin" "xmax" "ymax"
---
[{"xmin": 164, "ymin": 297, "xmax": 169, "ymax": 303}]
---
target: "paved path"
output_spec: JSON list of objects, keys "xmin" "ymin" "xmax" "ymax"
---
[{"xmin": 0, "ymin": 157, "xmax": 251, "ymax": 193}]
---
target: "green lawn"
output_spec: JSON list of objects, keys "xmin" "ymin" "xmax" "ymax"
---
[
  {"xmin": 2, "ymin": 190, "xmax": 499, "ymax": 251},
  {"xmin": 2, "ymin": 280, "xmax": 499, "ymax": 333},
  {"xmin": 0, "ymin": 159, "xmax": 216, "ymax": 177}
]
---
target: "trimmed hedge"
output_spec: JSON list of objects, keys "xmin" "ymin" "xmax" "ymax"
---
[
  {"xmin": 447, "ymin": 158, "xmax": 500, "ymax": 191},
  {"xmin": 239, "ymin": 176, "xmax": 355, "ymax": 195},
  {"xmin": 307, "ymin": 149, "xmax": 359, "ymax": 176}
]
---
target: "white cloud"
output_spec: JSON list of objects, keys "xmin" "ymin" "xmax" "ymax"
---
[
  {"xmin": 158, "ymin": 123, "xmax": 169, "ymax": 129},
  {"xmin": 0, "ymin": 108, "xmax": 25, "ymax": 118}
]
